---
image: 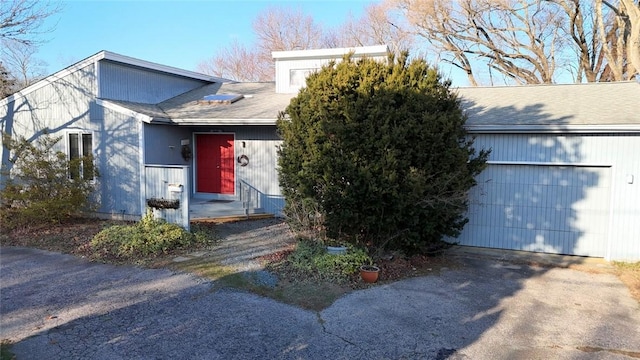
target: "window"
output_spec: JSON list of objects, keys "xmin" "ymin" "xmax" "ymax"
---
[
  {"xmin": 289, "ymin": 68, "xmax": 317, "ymax": 89},
  {"xmin": 68, "ymin": 132, "xmax": 94, "ymax": 180}
]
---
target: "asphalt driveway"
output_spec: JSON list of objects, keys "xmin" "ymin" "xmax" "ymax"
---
[{"xmin": 1, "ymin": 246, "xmax": 639, "ymax": 359}]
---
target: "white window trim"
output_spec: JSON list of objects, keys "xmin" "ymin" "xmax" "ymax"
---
[{"xmin": 65, "ymin": 130, "xmax": 96, "ymax": 181}]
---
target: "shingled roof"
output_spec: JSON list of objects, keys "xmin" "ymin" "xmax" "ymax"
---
[
  {"xmin": 102, "ymin": 82, "xmax": 294, "ymax": 125},
  {"xmin": 457, "ymin": 80, "xmax": 640, "ymax": 132}
]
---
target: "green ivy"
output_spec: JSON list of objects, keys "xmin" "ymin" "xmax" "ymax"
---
[
  {"xmin": 284, "ymin": 239, "xmax": 372, "ymax": 282},
  {"xmin": 90, "ymin": 211, "xmax": 214, "ymax": 261}
]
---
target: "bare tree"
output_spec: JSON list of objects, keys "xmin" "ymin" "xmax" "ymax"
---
[
  {"xmin": 1, "ymin": 39, "xmax": 47, "ymax": 89},
  {"xmin": 0, "ymin": 0, "xmax": 61, "ymax": 46},
  {"xmin": 596, "ymin": 0, "xmax": 640, "ymax": 80},
  {"xmin": 0, "ymin": 61, "xmax": 15, "ymax": 97},
  {"xmin": 336, "ymin": 2, "xmax": 414, "ymax": 56},
  {"xmin": 252, "ymin": 6, "xmax": 334, "ymax": 79},
  {"xmin": 550, "ymin": 1, "xmax": 607, "ymax": 82},
  {"xmin": 396, "ymin": 0, "xmax": 567, "ymax": 85},
  {"xmin": 197, "ymin": 39, "xmax": 270, "ymax": 81},
  {"xmin": 253, "ymin": 6, "xmax": 328, "ymax": 54},
  {"xmin": 200, "ymin": 6, "xmax": 338, "ymax": 82},
  {"xmin": 622, "ymin": 0, "xmax": 640, "ymax": 77}
]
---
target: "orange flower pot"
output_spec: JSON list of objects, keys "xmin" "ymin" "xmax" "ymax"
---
[{"xmin": 359, "ymin": 265, "xmax": 380, "ymax": 283}]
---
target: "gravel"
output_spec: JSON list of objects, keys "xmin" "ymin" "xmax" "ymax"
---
[{"xmin": 185, "ymin": 218, "xmax": 297, "ymax": 272}]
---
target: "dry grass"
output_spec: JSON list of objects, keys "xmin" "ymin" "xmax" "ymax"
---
[{"xmin": 614, "ymin": 261, "xmax": 640, "ymax": 303}]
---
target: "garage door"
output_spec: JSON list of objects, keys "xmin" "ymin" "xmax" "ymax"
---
[{"xmin": 458, "ymin": 164, "xmax": 611, "ymax": 257}]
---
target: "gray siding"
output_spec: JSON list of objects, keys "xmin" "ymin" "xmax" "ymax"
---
[
  {"xmin": 460, "ymin": 133, "xmax": 640, "ymax": 261},
  {"xmin": 275, "ymin": 54, "xmax": 387, "ymax": 93},
  {"xmin": 1, "ymin": 63, "xmax": 97, "ymax": 143},
  {"xmin": 99, "ymin": 60, "xmax": 209, "ymax": 103},
  {"xmin": 0, "ymin": 62, "xmax": 144, "ymax": 218},
  {"xmin": 234, "ymin": 126, "xmax": 283, "ymax": 214},
  {"xmin": 1, "ymin": 62, "xmax": 99, "ymax": 189},
  {"xmin": 189, "ymin": 126, "xmax": 283, "ymax": 214},
  {"xmin": 145, "ymin": 165, "xmax": 190, "ymax": 230},
  {"xmin": 144, "ymin": 123, "xmax": 192, "ymax": 165},
  {"xmin": 94, "ymin": 109, "xmax": 142, "ymax": 217}
]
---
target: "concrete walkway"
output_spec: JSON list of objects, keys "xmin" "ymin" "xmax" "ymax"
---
[{"xmin": 1, "ymin": 245, "xmax": 639, "ymax": 359}]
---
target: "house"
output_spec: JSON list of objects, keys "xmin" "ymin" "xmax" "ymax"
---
[
  {"xmin": 1, "ymin": 45, "xmax": 638, "ymax": 261},
  {"xmin": 0, "ymin": 45, "xmax": 388, "ymax": 229},
  {"xmin": 456, "ymin": 81, "xmax": 640, "ymax": 261}
]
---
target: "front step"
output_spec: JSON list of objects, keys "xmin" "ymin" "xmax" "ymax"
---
[
  {"xmin": 191, "ymin": 213, "xmax": 275, "ymax": 224},
  {"xmin": 189, "ymin": 198, "xmax": 265, "ymax": 219}
]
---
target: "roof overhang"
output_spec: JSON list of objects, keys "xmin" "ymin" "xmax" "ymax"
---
[
  {"xmin": 466, "ymin": 124, "xmax": 640, "ymax": 134},
  {"xmin": 272, "ymin": 45, "xmax": 388, "ymax": 61},
  {"xmin": 100, "ymin": 51, "xmax": 227, "ymax": 83},
  {"xmin": 96, "ymin": 99, "xmax": 155, "ymax": 123},
  {"xmin": 96, "ymin": 99, "xmax": 277, "ymax": 126},
  {"xmin": 0, "ymin": 50, "xmax": 228, "ymax": 107},
  {"xmin": 171, "ymin": 118, "xmax": 277, "ymax": 126}
]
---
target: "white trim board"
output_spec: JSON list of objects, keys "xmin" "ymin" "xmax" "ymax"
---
[
  {"xmin": 171, "ymin": 118, "xmax": 277, "ymax": 126},
  {"xmin": 272, "ymin": 45, "xmax": 388, "ymax": 61},
  {"xmin": 487, "ymin": 161, "xmax": 613, "ymax": 167},
  {"xmin": 466, "ymin": 124, "xmax": 640, "ymax": 134},
  {"xmin": 0, "ymin": 50, "xmax": 228, "ymax": 107}
]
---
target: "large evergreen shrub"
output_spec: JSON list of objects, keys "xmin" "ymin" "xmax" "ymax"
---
[{"xmin": 277, "ymin": 53, "xmax": 489, "ymax": 254}]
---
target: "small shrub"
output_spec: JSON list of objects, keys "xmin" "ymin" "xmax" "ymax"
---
[
  {"xmin": 282, "ymin": 197, "xmax": 325, "ymax": 240},
  {"xmin": 90, "ymin": 211, "xmax": 214, "ymax": 261},
  {"xmin": 281, "ymin": 239, "xmax": 372, "ymax": 282},
  {"xmin": 0, "ymin": 133, "xmax": 97, "ymax": 230}
]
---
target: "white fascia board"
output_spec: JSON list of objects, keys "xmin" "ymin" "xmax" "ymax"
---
[
  {"xmin": 272, "ymin": 45, "xmax": 388, "ymax": 61},
  {"xmin": 172, "ymin": 118, "xmax": 277, "ymax": 126},
  {"xmin": 465, "ymin": 124, "xmax": 640, "ymax": 134},
  {"xmin": 101, "ymin": 51, "xmax": 230, "ymax": 83},
  {"xmin": 487, "ymin": 160, "xmax": 612, "ymax": 167},
  {"xmin": 0, "ymin": 50, "xmax": 231, "ymax": 107},
  {"xmin": 96, "ymin": 99, "xmax": 154, "ymax": 123}
]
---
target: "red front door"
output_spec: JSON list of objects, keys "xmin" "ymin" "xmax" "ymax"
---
[{"xmin": 196, "ymin": 134, "xmax": 235, "ymax": 194}]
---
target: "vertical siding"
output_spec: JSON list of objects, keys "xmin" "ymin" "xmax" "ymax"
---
[
  {"xmin": 189, "ymin": 125, "xmax": 283, "ymax": 215},
  {"xmin": 93, "ymin": 108, "xmax": 142, "ymax": 217},
  {"xmin": 463, "ymin": 164, "xmax": 611, "ymax": 257},
  {"xmin": 99, "ymin": 60, "xmax": 209, "ymax": 103},
  {"xmin": 0, "ymin": 62, "xmax": 148, "ymax": 218},
  {"xmin": 462, "ymin": 133, "xmax": 640, "ymax": 261},
  {"xmin": 1, "ymin": 63, "xmax": 97, "ymax": 141},
  {"xmin": 143, "ymin": 123, "xmax": 193, "ymax": 165},
  {"xmin": 144, "ymin": 165, "xmax": 190, "ymax": 230},
  {"xmin": 234, "ymin": 126, "xmax": 283, "ymax": 214},
  {"xmin": 275, "ymin": 54, "xmax": 388, "ymax": 93}
]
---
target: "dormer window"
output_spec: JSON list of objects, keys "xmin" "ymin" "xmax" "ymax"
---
[
  {"xmin": 289, "ymin": 68, "xmax": 317, "ymax": 89},
  {"xmin": 272, "ymin": 45, "xmax": 389, "ymax": 94}
]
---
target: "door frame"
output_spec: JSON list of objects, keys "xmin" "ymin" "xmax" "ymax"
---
[{"xmin": 192, "ymin": 132, "xmax": 237, "ymax": 200}]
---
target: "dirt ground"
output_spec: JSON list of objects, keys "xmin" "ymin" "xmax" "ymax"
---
[{"xmin": 1, "ymin": 217, "xmax": 639, "ymax": 304}]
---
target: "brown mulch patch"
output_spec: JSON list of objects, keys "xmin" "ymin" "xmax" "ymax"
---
[
  {"xmin": 376, "ymin": 253, "xmax": 454, "ymax": 281},
  {"xmin": 257, "ymin": 246, "xmax": 296, "ymax": 264},
  {"xmin": 0, "ymin": 218, "xmax": 128, "ymax": 257},
  {"xmin": 257, "ymin": 244, "xmax": 457, "ymax": 287}
]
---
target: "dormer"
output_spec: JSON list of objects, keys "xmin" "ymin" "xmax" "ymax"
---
[{"xmin": 272, "ymin": 45, "xmax": 389, "ymax": 94}]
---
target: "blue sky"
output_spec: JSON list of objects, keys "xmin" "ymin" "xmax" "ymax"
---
[{"xmin": 38, "ymin": 0, "xmax": 375, "ymax": 74}]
